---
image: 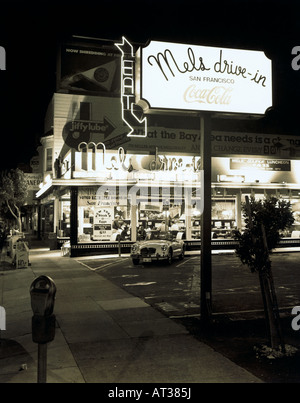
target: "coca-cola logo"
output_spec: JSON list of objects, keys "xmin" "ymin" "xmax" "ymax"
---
[{"xmin": 183, "ymin": 85, "xmax": 233, "ymax": 105}]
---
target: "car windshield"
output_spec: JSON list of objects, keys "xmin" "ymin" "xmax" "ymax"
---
[{"xmin": 149, "ymin": 231, "xmax": 173, "ymax": 241}]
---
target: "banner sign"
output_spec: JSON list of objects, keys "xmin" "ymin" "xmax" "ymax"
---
[
  {"xmin": 137, "ymin": 40, "xmax": 272, "ymax": 115},
  {"xmin": 24, "ymin": 173, "xmax": 43, "ymax": 190},
  {"xmin": 211, "ymin": 131, "xmax": 300, "ymax": 159},
  {"xmin": 230, "ymin": 158, "xmax": 291, "ymax": 171}
]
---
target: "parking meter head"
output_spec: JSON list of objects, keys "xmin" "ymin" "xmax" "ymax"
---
[{"xmin": 30, "ymin": 275, "xmax": 56, "ymax": 316}]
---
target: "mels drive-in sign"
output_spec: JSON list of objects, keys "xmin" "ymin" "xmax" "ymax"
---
[{"xmin": 136, "ymin": 40, "xmax": 272, "ymax": 115}]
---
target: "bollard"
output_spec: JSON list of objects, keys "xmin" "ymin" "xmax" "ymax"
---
[{"xmin": 30, "ymin": 275, "xmax": 56, "ymax": 383}]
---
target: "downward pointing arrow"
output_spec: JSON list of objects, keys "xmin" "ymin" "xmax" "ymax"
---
[{"xmin": 122, "ymin": 102, "xmax": 147, "ymax": 138}]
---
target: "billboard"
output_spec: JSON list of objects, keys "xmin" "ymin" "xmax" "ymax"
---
[
  {"xmin": 57, "ymin": 42, "xmax": 121, "ymax": 96},
  {"xmin": 54, "ymin": 94, "xmax": 202, "ymax": 160},
  {"xmin": 136, "ymin": 40, "xmax": 272, "ymax": 115}
]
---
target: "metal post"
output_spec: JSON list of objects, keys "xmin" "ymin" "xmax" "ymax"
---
[
  {"xmin": 0, "ymin": 273, "xmax": 4, "ymax": 340},
  {"xmin": 37, "ymin": 201, "xmax": 42, "ymax": 240},
  {"xmin": 200, "ymin": 114, "xmax": 212, "ymax": 324},
  {"xmin": 37, "ymin": 343, "xmax": 47, "ymax": 383},
  {"xmin": 118, "ymin": 237, "xmax": 121, "ymax": 257},
  {"xmin": 70, "ymin": 186, "xmax": 78, "ymax": 257}
]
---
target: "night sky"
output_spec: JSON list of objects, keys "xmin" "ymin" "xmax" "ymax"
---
[{"xmin": 0, "ymin": 0, "xmax": 299, "ymax": 171}]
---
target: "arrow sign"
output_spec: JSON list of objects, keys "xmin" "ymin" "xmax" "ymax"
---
[{"xmin": 62, "ymin": 117, "xmax": 116, "ymax": 149}]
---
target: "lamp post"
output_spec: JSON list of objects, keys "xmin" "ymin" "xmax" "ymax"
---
[{"xmin": 200, "ymin": 113, "xmax": 212, "ymax": 324}]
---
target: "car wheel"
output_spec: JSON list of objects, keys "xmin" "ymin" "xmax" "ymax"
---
[
  {"xmin": 178, "ymin": 249, "xmax": 185, "ymax": 260},
  {"xmin": 166, "ymin": 250, "xmax": 173, "ymax": 265},
  {"xmin": 132, "ymin": 258, "xmax": 140, "ymax": 265}
]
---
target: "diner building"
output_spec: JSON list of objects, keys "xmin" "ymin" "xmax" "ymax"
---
[{"xmin": 35, "ymin": 38, "xmax": 300, "ymax": 256}]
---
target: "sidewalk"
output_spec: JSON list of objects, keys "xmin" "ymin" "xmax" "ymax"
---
[{"xmin": 0, "ymin": 242, "xmax": 262, "ymax": 383}]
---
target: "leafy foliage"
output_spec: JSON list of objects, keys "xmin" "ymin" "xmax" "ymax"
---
[
  {"xmin": 233, "ymin": 195, "xmax": 294, "ymax": 351},
  {"xmin": 0, "ymin": 168, "xmax": 28, "ymax": 231},
  {"xmin": 234, "ymin": 196, "xmax": 294, "ymax": 272}
]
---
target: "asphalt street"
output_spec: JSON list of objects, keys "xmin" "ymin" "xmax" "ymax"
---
[
  {"xmin": 0, "ymin": 246, "xmax": 265, "ymax": 384},
  {"xmin": 76, "ymin": 252, "xmax": 300, "ymax": 320}
]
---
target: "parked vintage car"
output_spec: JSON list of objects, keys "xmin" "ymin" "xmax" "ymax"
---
[{"xmin": 130, "ymin": 231, "xmax": 185, "ymax": 265}]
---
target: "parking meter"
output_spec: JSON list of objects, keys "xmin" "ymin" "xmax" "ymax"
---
[
  {"xmin": 30, "ymin": 275, "xmax": 56, "ymax": 316},
  {"xmin": 30, "ymin": 275, "xmax": 56, "ymax": 344}
]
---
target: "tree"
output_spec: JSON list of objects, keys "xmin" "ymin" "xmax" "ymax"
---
[
  {"xmin": 234, "ymin": 195, "xmax": 294, "ymax": 352},
  {"xmin": 0, "ymin": 169, "xmax": 28, "ymax": 232}
]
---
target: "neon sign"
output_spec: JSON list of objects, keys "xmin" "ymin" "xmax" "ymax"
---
[
  {"xmin": 75, "ymin": 144, "xmax": 200, "ymax": 177},
  {"xmin": 149, "ymin": 147, "xmax": 201, "ymax": 172},
  {"xmin": 115, "ymin": 37, "xmax": 147, "ymax": 137}
]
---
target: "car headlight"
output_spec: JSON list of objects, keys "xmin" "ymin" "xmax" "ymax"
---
[
  {"xmin": 131, "ymin": 244, "xmax": 140, "ymax": 253},
  {"xmin": 161, "ymin": 245, "xmax": 168, "ymax": 251}
]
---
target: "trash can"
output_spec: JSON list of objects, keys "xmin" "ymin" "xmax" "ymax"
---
[
  {"xmin": 48, "ymin": 233, "xmax": 57, "ymax": 250},
  {"xmin": 8, "ymin": 234, "xmax": 23, "ymax": 260}
]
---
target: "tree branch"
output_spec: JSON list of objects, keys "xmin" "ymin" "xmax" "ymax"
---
[{"xmin": 6, "ymin": 199, "xmax": 18, "ymax": 220}]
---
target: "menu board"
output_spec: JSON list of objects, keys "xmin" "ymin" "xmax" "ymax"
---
[{"xmin": 93, "ymin": 207, "xmax": 113, "ymax": 241}]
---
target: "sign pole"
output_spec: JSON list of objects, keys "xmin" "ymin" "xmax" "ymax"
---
[
  {"xmin": 200, "ymin": 113, "xmax": 212, "ymax": 324},
  {"xmin": 37, "ymin": 343, "xmax": 47, "ymax": 383}
]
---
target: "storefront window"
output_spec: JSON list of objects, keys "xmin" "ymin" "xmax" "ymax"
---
[
  {"xmin": 46, "ymin": 148, "xmax": 52, "ymax": 172},
  {"xmin": 77, "ymin": 187, "xmax": 132, "ymax": 242},
  {"xmin": 239, "ymin": 189, "xmax": 297, "ymax": 238},
  {"xmin": 75, "ymin": 185, "xmax": 300, "ymax": 244},
  {"xmin": 76, "ymin": 186, "xmax": 205, "ymax": 243},
  {"xmin": 112, "ymin": 205, "xmax": 131, "ymax": 240},
  {"xmin": 137, "ymin": 201, "xmax": 187, "ymax": 241},
  {"xmin": 41, "ymin": 202, "xmax": 54, "ymax": 236},
  {"xmin": 288, "ymin": 196, "xmax": 300, "ymax": 237},
  {"xmin": 59, "ymin": 200, "xmax": 71, "ymax": 237},
  {"xmin": 190, "ymin": 202, "xmax": 201, "ymax": 239},
  {"xmin": 211, "ymin": 199, "xmax": 236, "ymax": 239},
  {"xmin": 77, "ymin": 204, "xmax": 131, "ymax": 242}
]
